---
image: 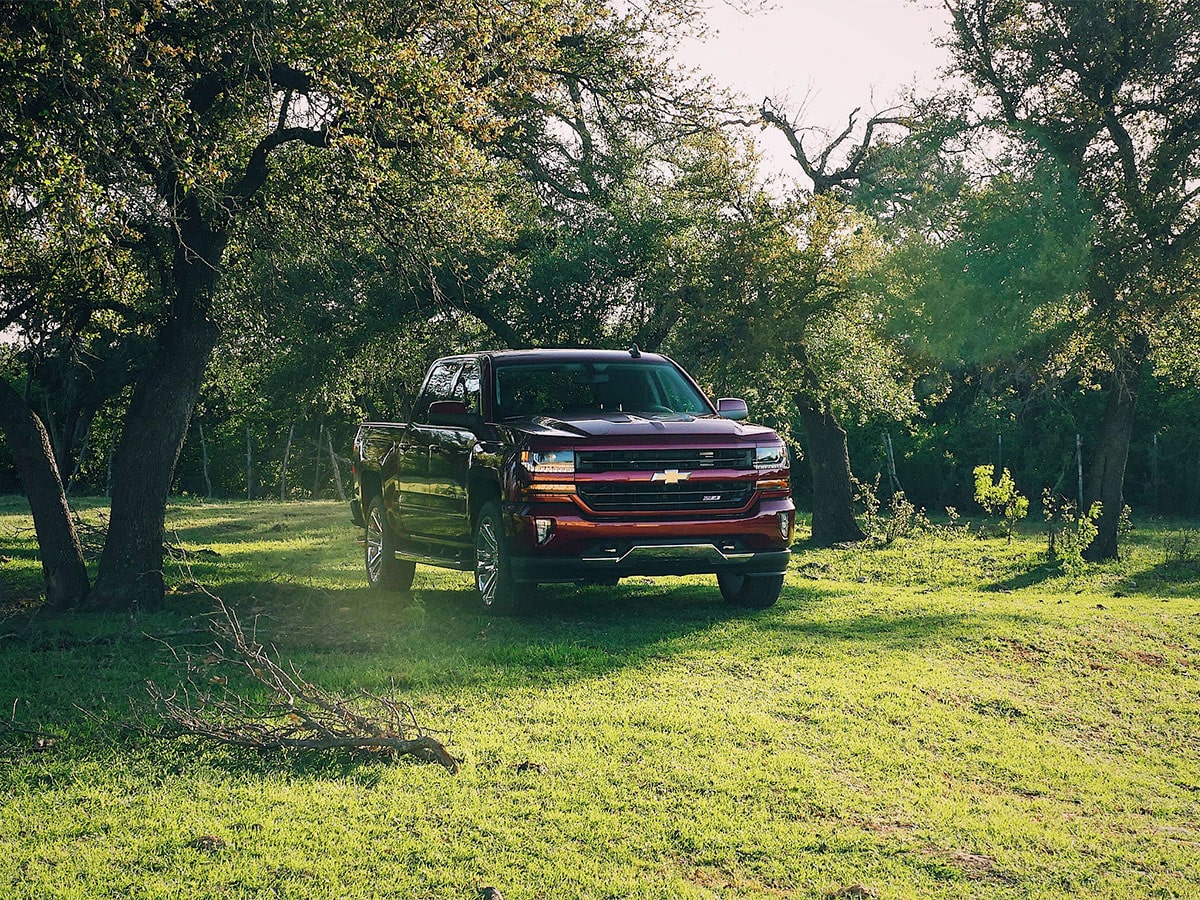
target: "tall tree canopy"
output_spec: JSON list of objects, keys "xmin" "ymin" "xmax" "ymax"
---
[
  {"xmin": 945, "ymin": 0, "xmax": 1200, "ymax": 558},
  {"xmin": 0, "ymin": 0, "xmax": 646, "ymax": 608}
]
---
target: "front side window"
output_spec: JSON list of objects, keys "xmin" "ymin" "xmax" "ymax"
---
[
  {"xmin": 455, "ymin": 362, "xmax": 482, "ymax": 416},
  {"xmin": 494, "ymin": 361, "xmax": 711, "ymax": 420},
  {"xmin": 412, "ymin": 361, "xmax": 460, "ymax": 424}
]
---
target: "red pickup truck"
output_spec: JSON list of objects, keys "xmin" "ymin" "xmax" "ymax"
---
[{"xmin": 350, "ymin": 348, "xmax": 793, "ymax": 613}]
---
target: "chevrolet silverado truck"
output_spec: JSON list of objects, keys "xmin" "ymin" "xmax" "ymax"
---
[{"xmin": 350, "ymin": 348, "xmax": 793, "ymax": 613}]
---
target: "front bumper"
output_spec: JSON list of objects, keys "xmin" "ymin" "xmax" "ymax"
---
[{"xmin": 505, "ymin": 499, "xmax": 793, "ymax": 583}]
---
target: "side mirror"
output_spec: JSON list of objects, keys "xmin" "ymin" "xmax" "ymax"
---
[
  {"xmin": 427, "ymin": 399, "xmax": 470, "ymax": 428},
  {"xmin": 716, "ymin": 398, "xmax": 748, "ymax": 421}
]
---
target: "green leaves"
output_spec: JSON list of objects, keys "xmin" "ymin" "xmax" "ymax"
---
[
  {"xmin": 974, "ymin": 464, "xmax": 1029, "ymax": 542},
  {"xmin": 881, "ymin": 155, "xmax": 1093, "ymax": 368}
]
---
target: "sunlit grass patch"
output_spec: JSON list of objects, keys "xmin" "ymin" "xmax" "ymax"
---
[{"xmin": 1, "ymin": 497, "xmax": 1198, "ymax": 898}]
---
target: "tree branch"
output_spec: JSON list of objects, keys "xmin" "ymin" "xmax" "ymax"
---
[
  {"xmin": 141, "ymin": 595, "xmax": 458, "ymax": 772},
  {"xmin": 226, "ymin": 126, "xmax": 333, "ymax": 207}
]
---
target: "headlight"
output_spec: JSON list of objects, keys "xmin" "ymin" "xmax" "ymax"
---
[
  {"xmin": 521, "ymin": 449, "xmax": 575, "ymax": 474},
  {"xmin": 755, "ymin": 443, "xmax": 787, "ymax": 469}
]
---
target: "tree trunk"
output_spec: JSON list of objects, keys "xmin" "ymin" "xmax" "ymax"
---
[
  {"xmin": 1083, "ymin": 356, "xmax": 1144, "ymax": 561},
  {"xmin": 327, "ymin": 429, "xmax": 346, "ymax": 502},
  {"xmin": 43, "ymin": 396, "xmax": 64, "ymax": 472},
  {"xmin": 0, "ymin": 378, "xmax": 89, "ymax": 609},
  {"xmin": 64, "ymin": 418, "xmax": 92, "ymax": 497},
  {"xmin": 312, "ymin": 424, "xmax": 324, "ymax": 498},
  {"xmin": 199, "ymin": 421, "xmax": 213, "ymax": 499},
  {"xmin": 246, "ymin": 423, "xmax": 255, "ymax": 501},
  {"xmin": 279, "ymin": 422, "xmax": 295, "ymax": 501},
  {"xmin": 90, "ymin": 313, "xmax": 218, "ymax": 608},
  {"xmin": 795, "ymin": 392, "xmax": 865, "ymax": 545},
  {"xmin": 90, "ymin": 211, "xmax": 226, "ymax": 610}
]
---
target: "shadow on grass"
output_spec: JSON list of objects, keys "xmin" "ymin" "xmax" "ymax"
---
[
  {"xmin": 0, "ymin": 569, "xmax": 1054, "ymax": 786},
  {"xmin": 0, "ymin": 568, "xmax": 986, "ymax": 681},
  {"xmin": 1121, "ymin": 559, "xmax": 1200, "ymax": 597},
  {"xmin": 775, "ymin": 610, "xmax": 997, "ymax": 644},
  {"xmin": 985, "ymin": 564, "xmax": 1059, "ymax": 593}
]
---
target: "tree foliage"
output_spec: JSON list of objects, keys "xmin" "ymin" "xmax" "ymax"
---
[{"xmin": 944, "ymin": 0, "xmax": 1200, "ymax": 559}]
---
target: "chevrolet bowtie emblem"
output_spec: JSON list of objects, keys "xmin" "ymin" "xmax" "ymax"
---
[{"xmin": 651, "ymin": 469, "xmax": 690, "ymax": 485}]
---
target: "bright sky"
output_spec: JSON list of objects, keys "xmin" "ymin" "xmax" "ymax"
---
[{"xmin": 677, "ymin": 0, "xmax": 955, "ymax": 178}]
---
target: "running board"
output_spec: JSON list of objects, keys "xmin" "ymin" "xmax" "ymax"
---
[
  {"xmin": 353, "ymin": 536, "xmax": 471, "ymax": 571},
  {"xmin": 394, "ymin": 548, "xmax": 473, "ymax": 572}
]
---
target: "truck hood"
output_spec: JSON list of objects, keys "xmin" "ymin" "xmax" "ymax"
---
[{"xmin": 501, "ymin": 412, "xmax": 778, "ymax": 445}]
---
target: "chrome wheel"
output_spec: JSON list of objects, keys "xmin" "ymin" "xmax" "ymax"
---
[
  {"xmin": 472, "ymin": 501, "xmax": 530, "ymax": 614},
  {"xmin": 366, "ymin": 504, "xmax": 385, "ymax": 584},
  {"xmin": 475, "ymin": 517, "xmax": 499, "ymax": 607}
]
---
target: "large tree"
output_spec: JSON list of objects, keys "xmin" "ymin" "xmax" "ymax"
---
[
  {"xmin": 660, "ymin": 144, "xmax": 918, "ymax": 527},
  {"xmin": 756, "ymin": 103, "xmax": 908, "ymax": 542},
  {"xmin": 1, "ymin": 0, "xmax": 594, "ymax": 608},
  {"xmin": 945, "ymin": 0, "xmax": 1200, "ymax": 558}
]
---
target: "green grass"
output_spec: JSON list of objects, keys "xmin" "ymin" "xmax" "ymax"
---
[{"xmin": 1, "ymin": 496, "xmax": 1198, "ymax": 898}]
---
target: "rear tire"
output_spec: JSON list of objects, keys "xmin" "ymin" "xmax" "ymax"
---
[
  {"xmin": 474, "ymin": 501, "xmax": 532, "ymax": 615},
  {"xmin": 365, "ymin": 497, "xmax": 416, "ymax": 591},
  {"xmin": 717, "ymin": 572, "xmax": 783, "ymax": 608}
]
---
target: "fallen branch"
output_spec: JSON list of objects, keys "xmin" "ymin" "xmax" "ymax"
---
[
  {"xmin": 71, "ymin": 510, "xmax": 108, "ymax": 561},
  {"xmin": 143, "ymin": 596, "xmax": 457, "ymax": 772},
  {"xmin": 0, "ymin": 720, "xmax": 60, "ymax": 744},
  {"xmin": 2, "ymin": 700, "xmax": 61, "ymax": 751}
]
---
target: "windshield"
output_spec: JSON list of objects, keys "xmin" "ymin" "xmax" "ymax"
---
[{"xmin": 494, "ymin": 361, "xmax": 712, "ymax": 420}]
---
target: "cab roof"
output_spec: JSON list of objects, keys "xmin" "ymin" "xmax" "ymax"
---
[
  {"xmin": 432, "ymin": 348, "xmax": 670, "ymax": 367},
  {"xmin": 485, "ymin": 348, "xmax": 666, "ymax": 365}
]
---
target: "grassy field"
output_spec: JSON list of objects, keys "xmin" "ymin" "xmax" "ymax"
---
[{"xmin": 1, "ymin": 495, "xmax": 1198, "ymax": 899}]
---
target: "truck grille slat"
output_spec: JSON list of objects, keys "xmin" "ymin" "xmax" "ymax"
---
[
  {"xmin": 578, "ymin": 480, "xmax": 753, "ymax": 512},
  {"xmin": 576, "ymin": 448, "xmax": 753, "ymax": 473}
]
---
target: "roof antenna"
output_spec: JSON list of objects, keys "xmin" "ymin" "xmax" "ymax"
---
[{"xmin": 628, "ymin": 343, "xmax": 641, "ymax": 358}]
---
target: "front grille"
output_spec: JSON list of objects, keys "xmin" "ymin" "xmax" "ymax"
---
[
  {"xmin": 576, "ymin": 448, "xmax": 753, "ymax": 473},
  {"xmin": 577, "ymin": 479, "xmax": 753, "ymax": 512}
]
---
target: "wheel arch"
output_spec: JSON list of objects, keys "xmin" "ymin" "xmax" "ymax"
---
[
  {"xmin": 468, "ymin": 475, "xmax": 502, "ymax": 530},
  {"xmin": 358, "ymin": 468, "xmax": 383, "ymax": 506}
]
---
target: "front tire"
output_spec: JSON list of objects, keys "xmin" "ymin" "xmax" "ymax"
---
[
  {"xmin": 365, "ymin": 497, "xmax": 416, "ymax": 591},
  {"xmin": 717, "ymin": 572, "xmax": 784, "ymax": 609},
  {"xmin": 474, "ymin": 501, "xmax": 531, "ymax": 615}
]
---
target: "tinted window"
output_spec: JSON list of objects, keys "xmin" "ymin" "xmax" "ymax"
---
[
  {"xmin": 412, "ymin": 361, "xmax": 460, "ymax": 424},
  {"xmin": 494, "ymin": 361, "xmax": 711, "ymax": 420},
  {"xmin": 455, "ymin": 362, "xmax": 482, "ymax": 416}
]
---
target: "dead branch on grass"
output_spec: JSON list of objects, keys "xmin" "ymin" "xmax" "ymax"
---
[
  {"xmin": 71, "ymin": 510, "xmax": 108, "ymax": 560},
  {"xmin": 144, "ymin": 596, "xmax": 457, "ymax": 772},
  {"xmin": 2, "ymin": 700, "xmax": 61, "ymax": 751}
]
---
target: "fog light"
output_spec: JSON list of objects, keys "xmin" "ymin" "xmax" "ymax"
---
[
  {"xmin": 534, "ymin": 517, "xmax": 556, "ymax": 545},
  {"xmin": 779, "ymin": 511, "xmax": 792, "ymax": 541}
]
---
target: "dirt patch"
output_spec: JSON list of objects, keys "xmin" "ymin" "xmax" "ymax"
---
[
  {"xmin": 1134, "ymin": 651, "xmax": 1166, "ymax": 667},
  {"xmin": 929, "ymin": 848, "xmax": 1018, "ymax": 884},
  {"xmin": 995, "ymin": 636, "xmax": 1048, "ymax": 662},
  {"xmin": 825, "ymin": 886, "xmax": 878, "ymax": 899},
  {"xmin": 857, "ymin": 818, "xmax": 917, "ymax": 836}
]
